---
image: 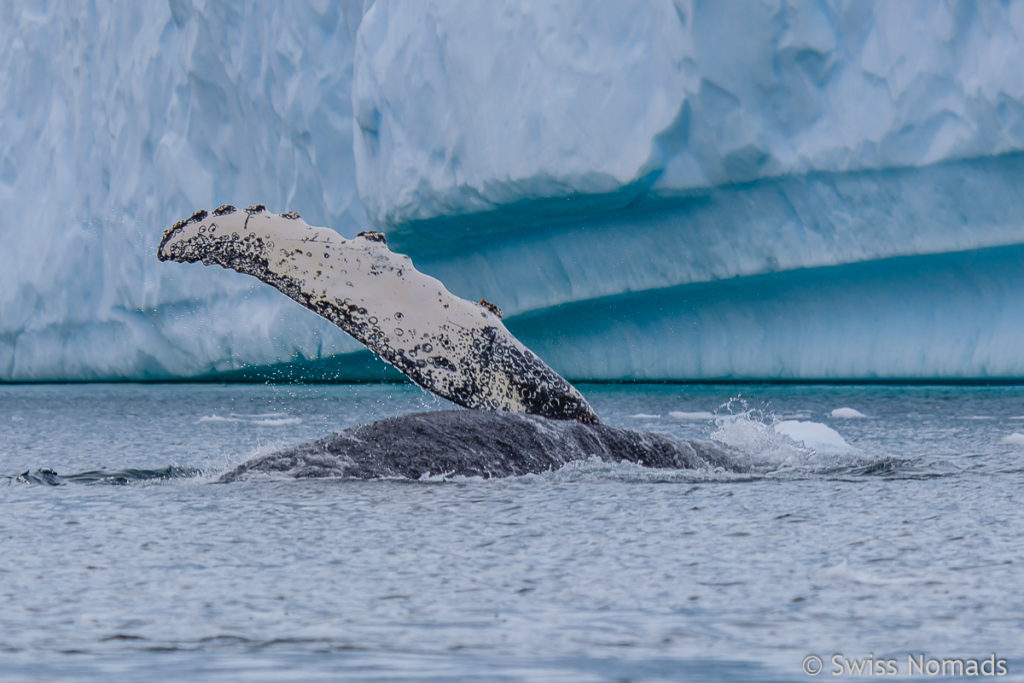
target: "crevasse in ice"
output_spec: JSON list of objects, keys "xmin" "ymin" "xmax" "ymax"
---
[{"xmin": 3, "ymin": 0, "xmax": 1024, "ymax": 381}]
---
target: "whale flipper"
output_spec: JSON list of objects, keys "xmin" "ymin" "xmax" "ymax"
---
[{"xmin": 158, "ymin": 205, "xmax": 598, "ymax": 423}]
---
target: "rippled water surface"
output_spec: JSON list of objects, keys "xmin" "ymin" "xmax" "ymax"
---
[{"xmin": 2, "ymin": 383, "xmax": 1023, "ymax": 680}]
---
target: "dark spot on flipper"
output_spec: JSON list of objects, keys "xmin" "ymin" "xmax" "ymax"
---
[
  {"xmin": 213, "ymin": 204, "xmax": 236, "ymax": 216},
  {"xmin": 169, "ymin": 209, "xmax": 208, "ymax": 232},
  {"xmin": 281, "ymin": 211, "xmax": 300, "ymax": 219},
  {"xmin": 357, "ymin": 231, "xmax": 387, "ymax": 244},
  {"xmin": 246, "ymin": 204, "xmax": 266, "ymax": 215},
  {"xmin": 430, "ymin": 356, "xmax": 456, "ymax": 371},
  {"xmin": 478, "ymin": 299, "xmax": 502, "ymax": 318}
]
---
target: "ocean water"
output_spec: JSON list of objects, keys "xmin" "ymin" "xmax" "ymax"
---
[{"xmin": 1, "ymin": 382, "xmax": 1022, "ymax": 681}]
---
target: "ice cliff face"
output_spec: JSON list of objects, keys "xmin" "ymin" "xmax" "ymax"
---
[
  {"xmin": 3, "ymin": 0, "xmax": 1024, "ymax": 381},
  {"xmin": 355, "ymin": 0, "xmax": 1024, "ymax": 226},
  {"xmin": 0, "ymin": 2, "xmax": 368, "ymax": 380}
]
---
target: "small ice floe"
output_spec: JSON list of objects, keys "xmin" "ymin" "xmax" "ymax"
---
[
  {"xmin": 629, "ymin": 413, "xmax": 660, "ymax": 419},
  {"xmin": 252, "ymin": 417, "xmax": 303, "ymax": 426},
  {"xmin": 1001, "ymin": 433, "xmax": 1024, "ymax": 446},
  {"xmin": 774, "ymin": 420, "xmax": 857, "ymax": 455},
  {"xmin": 669, "ymin": 410, "xmax": 715, "ymax": 421},
  {"xmin": 11, "ymin": 415, "xmax": 24, "ymax": 422},
  {"xmin": 830, "ymin": 407, "xmax": 866, "ymax": 419},
  {"xmin": 198, "ymin": 412, "xmax": 297, "ymax": 425}
]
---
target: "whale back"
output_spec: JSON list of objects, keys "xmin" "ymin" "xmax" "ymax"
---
[
  {"xmin": 158, "ymin": 205, "xmax": 598, "ymax": 423},
  {"xmin": 218, "ymin": 410, "xmax": 737, "ymax": 481}
]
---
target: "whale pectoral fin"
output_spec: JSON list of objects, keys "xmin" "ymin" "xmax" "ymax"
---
[{"xmin": 158, "ymin": 206, "xmax": 599, "ymax": 423}]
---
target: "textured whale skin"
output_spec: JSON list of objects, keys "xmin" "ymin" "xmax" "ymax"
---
[
  {"xmin": 158, "ymin": 205, "xmax": 598, "ymax": 423},
  {"xmin": 218, "ymin": 410, "xmax": 737, "ymax": 481}
]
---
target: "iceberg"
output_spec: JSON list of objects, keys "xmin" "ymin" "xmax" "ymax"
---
[{"xmin": 3, "ymin": 0, "xmax": 1024, "ymax": 381}]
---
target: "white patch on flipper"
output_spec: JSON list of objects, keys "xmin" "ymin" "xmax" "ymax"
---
[{"xmin": 158, "ymin": 206, "xmax": 597, "ymax": 423}]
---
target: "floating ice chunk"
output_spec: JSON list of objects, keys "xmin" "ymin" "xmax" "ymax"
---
[
  {"xmin": 629, "ymin": 413, "xmax": 660, "ymax": 419},
  {"xmin": 830, "ymin": 407, "xmax": 866, "ymax": 419},
  {"xmin": 1001, "ymin": 433, "xmax": 1024, "ymax": 445},
  {"xmin": 774, "ymin": 420, "xmax": 856, "ymax": 455},
  {"xmin": 252, "ymin": 417, "xmax": 303, "ymax": 427},
  {"xmin": 669, "ymin": 411, "xmax": 715, "ymax": 421},
  {"xmin": 199, "ymin": 413, "xmax": 300, "ymax": 426}
]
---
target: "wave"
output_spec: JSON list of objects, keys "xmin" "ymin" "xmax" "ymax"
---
[{"xmin": 7, "ymin": 465, "xmax": 202, "ymax": 486}]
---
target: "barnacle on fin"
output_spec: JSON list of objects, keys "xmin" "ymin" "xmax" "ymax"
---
[
  {"xmin": 246, "ymin": 204, "xmax": 266, "ymax": 215},
  {"xmin": 281, "ymin": 211, "xmax": 300, "ymax": 219},
  {"xmin": 213, "ymin": 204, "xmax": 236, "ymax": 216},
  {"xmin": 170, "ymin": 208, "xmax": 209, "ymax": 232},
  {"xmin": 478, "ymin": 299, "xmax": 502, "ymax": 318},
  {"xmin": 357, "ymin": 231, "xmax": 387, "ymax": 244}
]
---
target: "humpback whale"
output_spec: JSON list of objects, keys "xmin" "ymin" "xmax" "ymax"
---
[
  {"xmin": 158, "ymin": 205, "xmax": 597, "ymax": 423},
  {"xmin": 158, "ymin": 205, "xmax": 737, "ymax": 479}
]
